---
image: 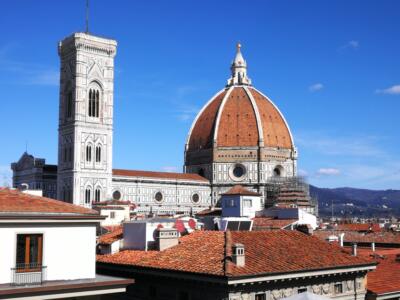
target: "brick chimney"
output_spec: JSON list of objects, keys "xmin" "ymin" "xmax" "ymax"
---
[
  {"xmin": 155, "ymin": 228, "xmax": 179, "ymax": 251},
  {"xmin": 232, "ymin": 243, "xmax": 245, "ymax": 267}
]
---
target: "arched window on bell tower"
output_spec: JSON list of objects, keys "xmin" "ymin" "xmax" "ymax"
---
[
  {"xmin": 66, "ymin": 91, "xmax": 73, "ymax": 119},
  {"xmin": 85, "ymin": 188, "xmax": 91, "ymax": 204},
  {"xmin": 86, "ymin": 145, "xmax": 92, "ymax": 162},
  {"xmin": 95, "ymin": 145, "xmax": 101, "ymax": 163},
  {"xmin": 88, "ymin": 85, "xmax": 101, "ymax": 118},
  {"xmin": 95, "ymin": 188, "xmax": 101, "ymax": 203}
]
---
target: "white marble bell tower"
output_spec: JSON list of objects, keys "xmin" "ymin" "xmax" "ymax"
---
[{"xmin": 57, "ymin": 32, "xmax": 117, "ymax": 207}]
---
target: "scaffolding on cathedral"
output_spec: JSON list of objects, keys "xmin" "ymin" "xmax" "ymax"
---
[{"xmin": 265, "ymin": 176, "xmax": 318, "ymax": 216}]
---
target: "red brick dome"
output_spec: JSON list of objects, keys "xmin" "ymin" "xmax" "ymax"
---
[{"xmin": 186, "ymin": 85, "xmax": 294, "ymax": 151}]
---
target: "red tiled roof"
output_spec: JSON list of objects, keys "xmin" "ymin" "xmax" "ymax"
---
[
  {"xmin": 0, "ymin": 188, "xmax": 99, "ymax": 216},
  {"xmin": 98, "ymin": 227, "xmax": 123, "ymax": 245},
  {"xmin": 346, "ymin": 247, "xmax": 400, "ymax": 296},
  {"xmin": 97, "ymin": 230, "xmax": 374, "ymax": 277},
  {"xmin": 314, "ymin": 230, "xmax": 400, "ymax": 245},
  {"xmin": 252, "ymin": 217, "xmax": 297, "ymax": 230},
  {"xmin": 195, "ymin": 208, "xmax": 222, "ymax": 217},
  {"xmin": 222, "ymin": 185, "xmax": 261, "ymax": 196},
  {"xmin": 187, "ymin": 86, "xmax": 293, "ymax": 151},
  {"xmin": 335, "ymin": 223, "xmax": 381, "ymax": 232},
  {"xmin": 112, "ymin": 169, "xmax": 208, "ymax": 182},
  {"xmin": 94, "ymin": 200, "xmax": 132, "ymax": 206},
  {"xmin": 368, "ymin": 254, "xmax": 400, "ymax": 295}
]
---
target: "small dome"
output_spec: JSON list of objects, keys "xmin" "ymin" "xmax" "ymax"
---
[{"xmin": 186, "ymin": 85, "xmax": 293, "ymax": 151}]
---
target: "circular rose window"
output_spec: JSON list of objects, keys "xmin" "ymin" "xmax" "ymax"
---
[
  {"xmin": 192, "ymin": 193, "xmax": 200, "ymax": 203},
  {"xmin": 112, "ymin": 190, "xmax": 121, "ymax": 200},
  {"xmin": 233, "ymin": 165, "xmax": 245, "ymax": 177},
  {"xmin": 155, "ymin": 192, "xmax": 163, "ymax": 202}
]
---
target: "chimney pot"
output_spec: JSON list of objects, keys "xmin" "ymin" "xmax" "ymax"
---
[
  {"xmin": 156, "ymin": 228, "xmax": 179, "ymax": 251},
  {"xmin": 352, "ymin": 243, "xmax": 358, "ymax": 256},
  {"xmin": 232, "ymin": 243, "xmax": 245, "ymax": 267}
]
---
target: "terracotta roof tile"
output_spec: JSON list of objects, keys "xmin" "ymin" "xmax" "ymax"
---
[
  {"xmin": 222, "ymin": 185, "xmax": 261, "ymax": 196},
  {"xmin": 314, "ymin": 230, "xmax": 400, "ymax": 245},
  {"xmin": 186, "ymin": 86, "xmax": 294, "ymax": 151},
  {"xmin": 252, "ymin": 217, "xmax": 297, "ymax": 230},
  {"xmin": 335, "ymin": 223, "xmax": 381, "ymax": 232},
  {"xmin": 97, "ymin": 230, "xmax": 373, "ymax": 277},
  {"xmin": 98, "ymin": 227, "xmax": 123, "ymax": 245},
  {"xmin": 0, "ymin": 188, "xmax": 98, "ymax": 216},
  {"xmin": 188, "ymin": 90, "xmax": 226, "ymax": 150},
  {"xmin": 249, "ymin": 88, "xmax": 293, "ymax": 149},
  {"xmin": 217, "ymin": 87, "xmax": 259, "ymax": 147},
  {"xmin": 348, "ymin": 248, "xmax": 400, "ymax": 295},
  {"xmin": 112, "ymin": 169, "xmax": 208, "ymax": 182}
]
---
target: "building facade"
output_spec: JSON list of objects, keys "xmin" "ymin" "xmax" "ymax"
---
[{"xmin": 11, "ymin": 32, "xmax": 315, "ymax": 215}]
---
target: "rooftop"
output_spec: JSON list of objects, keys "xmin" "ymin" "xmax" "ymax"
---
[
  {"xmin": 97, "ymin": 230, "xmax": 374, "ymax": 278},
  {"xmin": 112, "ymin": 169, "xmax": 208, "ymax": 182},
  {"xmin": 0, "ymin": 188, "xmax": 99, "ymax": 217},
  {"xmin": 222, "ymin": 185, "xmax": 261, "ymax": 196},
  {"xmin": 98, "ymin": 227, "xmax": 123, "ymax": 245}
]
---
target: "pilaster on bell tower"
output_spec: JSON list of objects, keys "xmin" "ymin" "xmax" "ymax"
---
[{"xmin": 57, "ymin": 32, "xmax": 117, "ymax": 207}]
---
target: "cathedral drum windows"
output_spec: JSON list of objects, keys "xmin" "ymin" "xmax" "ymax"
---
[
  {"xmin": 191, "ymin": 193, "xmax": 200, "ymax": 204},
  {"xmin": 154, "ymin": 191, "xmax": 163, "ymax": 203},
  {"xmin": 112, "ymin": 190, "xmax": 122, "ymax": 201},
  {"xmin": 273, "ymin": 165, "xmax": 284, "ymax": 177},
  {"xmin": 229, "ymin": 163, "xmax": 247, "ymax": 181}
]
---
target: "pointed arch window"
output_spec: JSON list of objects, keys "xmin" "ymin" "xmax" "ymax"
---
[
  {"xmin": 88, "ymin": 88, "xmax": 100, "ymax": 118},
  {"xmin": 95, "ymin": 146, "xmax": 102, "ymax": 163},
  {"xmin": 66, "ymin": 91, "xmax": 73, "ymax": 119},
  {"xmin": 95, "ymin": 188, "xmax": 101, "ymax": 202},
  {"xmin": 85, "ymin": 188, "xmax": 91, "ymax": 204},
  {"xmin": 86, "ymin": 145, "xmax": 92, "ymax": 162}
]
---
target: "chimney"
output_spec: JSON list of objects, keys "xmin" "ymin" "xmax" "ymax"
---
[
  {"xmin": 371, "ymin": 242, "xmax": 376, "ymax": 252},
  {"xmin": 232, "ymin": 243, "xmax": 245, "ymax": 267},
  {"xmin": 352, "ymin": 243, "xmax": 357, "ymax": 256},
  {"xmin": 156, "ymin": 228, "xmax": 179, "ymax": 251},
  {"xmin": 339, "ymin": 233, "xmax": 345, "ymax": 247}
]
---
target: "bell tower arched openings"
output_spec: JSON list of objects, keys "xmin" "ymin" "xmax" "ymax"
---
[{"xmin": 87, "ymin": 81, "xmax": 102, "ymax": 119}]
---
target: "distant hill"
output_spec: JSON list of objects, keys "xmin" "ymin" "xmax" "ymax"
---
[{"xmin": 310, "ymin": 185, "xmax": 400, "ymax": 218}]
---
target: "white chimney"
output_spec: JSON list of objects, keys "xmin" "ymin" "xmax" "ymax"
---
[
  {"xmin": 339, "ymin": 233, "xmax": 345, "ymax": 247},
  {"xmin": 371, "ymin": 242, "xmax": 376, "ymax": 252},
  {"xmin": 352, "ymin": 243, "xmax": 357, "ymax": 256},
  {"xmin": 156, "ymin": 228, "xmax": 179, "ymax": 251},
  {"xmin": 232, "ymin": 243, "xmax": 245, "ymax": 267}
]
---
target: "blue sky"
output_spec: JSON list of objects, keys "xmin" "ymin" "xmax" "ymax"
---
[{"xmin": 0, "ymin": 0, "xmax": 399, "ymax": 190}]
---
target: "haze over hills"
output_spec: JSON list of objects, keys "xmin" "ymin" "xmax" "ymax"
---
[{"xmin": 310, "ymin": 186, "xmax": 400, "ymax": 218}]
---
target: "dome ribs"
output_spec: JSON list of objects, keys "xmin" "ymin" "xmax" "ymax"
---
[
  {"xmin": 188, "ymin": 90, "xmax": 226, "ymax": 151},
  {"xmin": 217, "ymin": 87, "xmax": 259, "ymax": 147},
  {"xmin": 249, "ymin": 88, "xmax": 293, "ymax": 149}
]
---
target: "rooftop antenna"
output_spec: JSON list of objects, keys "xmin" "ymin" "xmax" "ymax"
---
[
  {"xmin": 85, "ymin": 0, "xmax": 89, "ymax": 33},
  {"xmin": 25, "ymin": 140, "xmax": 28, "ymax": 153}
]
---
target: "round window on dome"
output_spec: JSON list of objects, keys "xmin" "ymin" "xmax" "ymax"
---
[
  {"xmin": 231, "ymin": 164, "xmax": 246, "ymax": 180},
  {"xmin": 112, "ymin": 190, "xmax": 121, "ymax": 200},
  {"xmin": 273, "ymin": 165, "xmax": 284, "ymax": 177},
  {"xmin": 192, "ymin": 193, "xmax": 200, "ymax": 203},
  {"xmin": 155, "ymin": 192, "xmax": 163, "ymax": 202}
]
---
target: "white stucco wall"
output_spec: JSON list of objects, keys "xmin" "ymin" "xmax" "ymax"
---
[{"xmin": 0, "ymin": 222, "xmax": 96, "ymax": 284}]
